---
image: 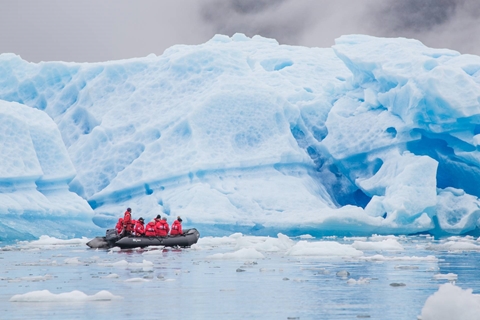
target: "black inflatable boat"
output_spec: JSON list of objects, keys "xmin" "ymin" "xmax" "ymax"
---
[{"xmin": 86, "ymin": 228, "xmax": 200, "ymax": 249}]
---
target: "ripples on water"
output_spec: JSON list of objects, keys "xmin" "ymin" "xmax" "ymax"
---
[{"xmin": 1, "ymin": 234, "xmax": 479, "ymax": 320}]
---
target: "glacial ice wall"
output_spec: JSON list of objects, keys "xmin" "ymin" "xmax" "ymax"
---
[
  {"xmin": 1, "ymin": 33, "xmax": 480, "ymax": 239},
  {"xmin": 0, "ymin": 100, "xmax": 95, "ymax": 241}
]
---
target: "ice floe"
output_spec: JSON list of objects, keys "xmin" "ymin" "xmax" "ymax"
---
[{"xmin": 10, "ymin": 290, "xmax": 123, "ymax": 302}]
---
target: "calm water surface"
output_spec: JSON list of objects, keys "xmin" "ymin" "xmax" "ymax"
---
[{"xmin": 0, "ymin": 235, "xmax": 479, "ymax": 320}]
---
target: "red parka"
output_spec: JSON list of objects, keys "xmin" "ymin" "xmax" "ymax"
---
[
  {"xmin": 170, "ymin": 220, "xmax": 183, "ymax": 235},
  {"xmin": 134, "ymin": 221, "xmax": 145, "ymax": 236},
  {"xmin": 145, "ymin": 221, "xmax": 157, "ymax": 237},
  {"xmin": 123, "ymin": 210, "xmax": 134, "ymax": 232},
  {"xmin": 115, "ymin": 218, "xmax": 124, "ymax": 234},
  {"xmin": 155, "ymin": 219, "xmax": 170, "ymax": 237}
]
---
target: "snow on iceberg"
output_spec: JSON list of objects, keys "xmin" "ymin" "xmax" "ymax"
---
[{"xmin": 1, "ymin": 33, "xmax": 480, "ymax": 239}]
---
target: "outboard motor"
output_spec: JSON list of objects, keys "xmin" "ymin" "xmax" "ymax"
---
[{"xmin": 106, "ymin": 228, "xmax": 120, "ymax": 243}]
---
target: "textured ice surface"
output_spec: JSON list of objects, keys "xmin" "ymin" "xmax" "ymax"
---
[{"xmin": 1, "ymin": 34, "xmax": 480, "ymax": 240}]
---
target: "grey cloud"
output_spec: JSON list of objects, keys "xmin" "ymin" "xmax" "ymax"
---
[
  {"xmin": 201, "ymin": 0, "xmax": 480, "ymax": 55},
  {"xmin": 374, "ymin": 0, "xmax": 480, "ymax": 53},
  {"xmin": 0, "ymin": 0, "xmax": 479, "ymax": 62},
  {"xmin": 378, "ymin": 0, "xmax": 457, "ymax": 33}
]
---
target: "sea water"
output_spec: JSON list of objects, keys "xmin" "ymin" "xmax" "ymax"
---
[{"xmin": 1, "ymin": 234, "xmax": 479, "ymax": 320}]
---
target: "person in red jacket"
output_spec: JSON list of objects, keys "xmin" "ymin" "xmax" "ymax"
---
[
  {"xmin": 122, "ymin": 208, "xmax": 134, "ymax": 236},
  {"xmin": 115, "ymin": 218, "xmax": 124, "ymax": 234},
  {"xmin": 155, "ymin": 217, "xmax": 170, "ymax": 237},
  {"xmin": 170, "ymin": 216, "xmax": 183, "ymax": 236},
  {"xmin": 134, "ymin": 217, "xmax": 145, "ymax": 236},
  {"xmin": 145, "ymin": 215, "xmax": 161, "ymax": 237}
]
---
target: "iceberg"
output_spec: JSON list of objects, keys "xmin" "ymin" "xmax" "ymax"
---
[{"xmin": 1, "ymin": 33, "xmax": 480, "ymax": 240}]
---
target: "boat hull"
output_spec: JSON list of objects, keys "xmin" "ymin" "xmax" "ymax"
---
[{"xmin": 86, "ymin": 228, "xmax": 200, "ymax": 249}]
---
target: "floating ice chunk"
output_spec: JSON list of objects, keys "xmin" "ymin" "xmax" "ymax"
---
[
  {"xmin": 206, "ymin": 248, "xmax": 265, "ymax": 260},
  {"xmin": 98, "ymin": 259, "xmax": 153, "ymax": 268},
  {"xmin": 324, "ymin": 236, "xmax": 338, "ymax": 240},
  {"xmin": 446, "ymin": 235, "xmax": 475, "ymax": 242},
  {"xmin": 235, "ymin": 233, "xmax": 295, "ymax": 252},
  {"xmin": 234, "ymin": 236, "xmax": 267, "ymax": 250},
  {"xmin": 298, "ymin": 234, "xmax": 314, "ymax": 239},
  {"xmin": 10, "ymin": 274, "xmax": 53, "ymax": 282},
  {"xmin": 18, "ymin": 236, "xmax": 90, "ymax": 248},
  {"xmin": 9, "ymin": 290, "xmax": 123, "ymax": 302},
  {"xmin": 351, "ymin": 239, "xmax": 404, "ymax": 251},
  {"xmin": 420, "ymin": 283, "xmax": 480, "ymax": 320},
  {"xmin": 127, "ymin": 260, "xmax": 154, "ymax": 268},
  {"xmin": 336, "ymin": 271, "xmax": 350, "ymax": 277},
  {"xmin": 64, "ymin": 257, "xmax": 81, "ymax": 264},
  {"xmin": 125, "ymin": 278, "xmax": 150, "ymax": 283},
  {"xmin": 302, "ymin": 268, "xmax": 330, "ymax": 275},
  {"xmin": 190, "ymin": 244, "xmax": 202, "ymax": 250},
  {"xmin": 358, "ymin": 254, "xmax": 438, "ymax": 262},
  {"xmin": 198, "ymin": 235, "xmax": 239, "ymax": 247},
  {"xmin": 286, "ymin": 241, "xmax": 363, "ymax": 257},
  {"xmin": 342, "ymin": 237, "xmax": 367, "ymax": 242},
  {"xmin": 99, "ymin": 260, "xmax": 128, "ymax": 267},
  {"xmin": 347, "ymin": 277, "xmax": 370, "ymax": 284},
  {"xmin": 433, "ymin": 273, "xmax": 458, "ymax": 281},
  {"xmin": 103, "ymin": 273, "xmax": 119, "ymax": 278},
  {"xmin": 370, "ymin": 234, "xmax": 405, "ymax": 242},
  {"xmin": 426, "ymin": 241, "xmax": 480, "ymax": 252}
]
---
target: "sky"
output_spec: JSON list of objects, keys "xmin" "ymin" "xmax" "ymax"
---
[{"xmin": 1, "ymin": 0, "xmax": 479, "ymax": 63}]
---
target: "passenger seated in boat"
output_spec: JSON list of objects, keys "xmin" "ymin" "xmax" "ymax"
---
[
  {"xmin": 122, "ymin": 208, "xmax": 134, "ymax": 236},
  {"xmin": 115, "ymin": 218, "xmax": 124, "ymax": 235},
  {"xmin": 170, "ymin": 216, "xmax": 183, "ymax": 236},
  {"xmin": 134, "ymin": 217, "xmax": 145, "ymax": 236},
  {"xmin": 145, "ymin": 216, "xmax": 160, "ymax": 237},
  {"xmin": 155, "ymin": 217, "xmax": 170, "ymax": 237}
]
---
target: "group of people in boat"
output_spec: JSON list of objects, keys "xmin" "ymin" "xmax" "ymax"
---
[{"xmin": 116, "ymin": 208, "xmax": 183, "ymax": 237}]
